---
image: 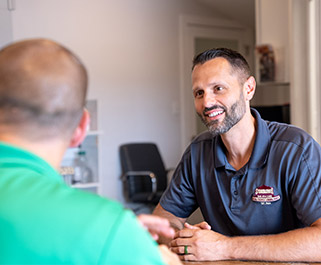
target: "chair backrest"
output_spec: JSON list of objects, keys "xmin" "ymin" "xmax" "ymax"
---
[{"xmin": 119, "ymin": 143, "xmax": 167, "ymax": 192}]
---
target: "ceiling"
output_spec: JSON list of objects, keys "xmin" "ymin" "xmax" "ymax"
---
[{"xmin": 195, "ymin": 0, "xmax": 255, "ymax": 28}]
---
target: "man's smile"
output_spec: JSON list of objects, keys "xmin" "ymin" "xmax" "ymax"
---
[
  {"xmin": 208, "ymin": 109, "xmax": 224, "ymax": 118},
  {"xmin": 203, "ymin": 108, "xmax": 225, "ymax": 120}
]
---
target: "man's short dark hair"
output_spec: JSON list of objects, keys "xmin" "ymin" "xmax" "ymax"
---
[
  {"xmin": 0, "ymin": 39, "xmax": 88, "ymax": 140},
  {"xmin": 192, "ymin": 47, "xmax": 251, "ymax": 84}
]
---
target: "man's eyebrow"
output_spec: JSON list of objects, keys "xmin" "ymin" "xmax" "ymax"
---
[
  {"xmin": 207, "ymin": 81, "xmax": 228, "ymax": 88},
  {"xmin": 192, "ymin": 85, "xmax": 203, "ymax": 93},
  {"xmin": 208, "ymin": 82, "xmax": 220, "ymax": 86},
  {"xmin": 192, "ymin": 85, "xmax": 200, "ymax": 90},
  {"xmin": 192, "ymin": 81, "xmax": 221, "ymax": 91}
]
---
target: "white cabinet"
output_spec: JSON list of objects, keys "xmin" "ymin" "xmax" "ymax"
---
[
  {"xmin": 252, "ymin": 82, "xmax": 290, "ymax": 124},
  {"xmin": 252, "ymin": 82, "xmax": 290, "ymax": 107},
  {"xmin": 60, "ymin": 100, "xmax": 102, "ymax": 194}
]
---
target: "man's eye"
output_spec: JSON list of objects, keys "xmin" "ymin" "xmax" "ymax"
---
[
  {"xmin": 194, "ymin": 90, "xmax": 203, "ymax": 98},
  {"xmin": 215, "ymin": 86, "xmax": 223, "ymax": 92}
]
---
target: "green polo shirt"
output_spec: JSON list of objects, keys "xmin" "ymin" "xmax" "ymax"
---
[{"xmin": 0, "ymin": 142, "xmax": 165, "ymax": 264}]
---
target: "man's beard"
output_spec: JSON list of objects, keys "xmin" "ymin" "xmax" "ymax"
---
[{"xmin": 198, "ymin": 94, "xmax": 246, "ymax": 137}]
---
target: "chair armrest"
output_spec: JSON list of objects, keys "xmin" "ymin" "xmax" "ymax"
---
[{"xmin": 121, "ymin": 171, "xmax": 157, "ymax": 200}]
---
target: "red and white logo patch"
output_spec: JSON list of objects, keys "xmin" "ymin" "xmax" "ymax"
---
[{"xmin": 252, "ymin": 185, "xmax": 280, "ymax": 205}]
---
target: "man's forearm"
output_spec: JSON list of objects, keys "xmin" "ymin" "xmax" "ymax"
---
[
  {"xmin": 171, "ymin": 218, "xmax": 321, "ymax": 262},
  {"xmin": 227, "ymin": 220, "xmax": 321, "ymax": 262}
]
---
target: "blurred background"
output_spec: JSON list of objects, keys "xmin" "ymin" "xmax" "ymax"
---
[{"xmin": 0, "ymin": 0, "xmax": 320, "ymax": 208}]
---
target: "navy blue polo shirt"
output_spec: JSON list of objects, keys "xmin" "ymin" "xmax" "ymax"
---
[{"xmin": 160, "ymin": 109, "xmax": 321, "ymax": 236}]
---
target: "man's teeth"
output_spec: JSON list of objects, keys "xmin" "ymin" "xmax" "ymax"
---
[{"xmin": 208, "ymin": 110, "xmax": 223, "ymax": 117}]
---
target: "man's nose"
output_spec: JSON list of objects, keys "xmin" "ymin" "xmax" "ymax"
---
[{"xmin": 203, "ymin": 91, "xmax": 216, "ymax": 108}]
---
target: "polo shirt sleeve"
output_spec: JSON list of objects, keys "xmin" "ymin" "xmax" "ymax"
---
[
  {"xmin": 98, "ymin": 209, "xmax": 165, "ymax": 264},
  {"xmin": 290, "ymin": 137, "xmax": 321, "ymax": 226},
  {"xmin": 160, "ymin": 149, "xmax": 198, "ymax": 218}
]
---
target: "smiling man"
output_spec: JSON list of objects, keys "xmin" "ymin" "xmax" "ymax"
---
[
  {"xmin": 194, "ymin": 57, "xmax": 248, "ymax": 138},
  {"xmin": 153, "ymin": 48, "xmax": 321, "ymax": 262}
]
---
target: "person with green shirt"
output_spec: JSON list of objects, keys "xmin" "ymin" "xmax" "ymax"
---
[{"xmin": 0, "ymin": 38, "xmax": 181, "ymax": 265}]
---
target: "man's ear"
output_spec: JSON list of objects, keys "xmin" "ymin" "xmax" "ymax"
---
[
  {"xmin": 69, "ymin": 109, "xmax": 90, "ymax": 148},
  {"xmin": 243, "ymin": 76, "xmax": 256, "ymax": 101}
]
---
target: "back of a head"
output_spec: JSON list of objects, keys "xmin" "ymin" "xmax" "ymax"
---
[
  {"xmin": 192, "ymin": 47, "xmax": 251, "ymax": 84},
  {"xmin": 0, "ymin": 39, "xmax": 88, "ymax": 140}
]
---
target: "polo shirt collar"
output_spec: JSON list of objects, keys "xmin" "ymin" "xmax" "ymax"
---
[
  {"xmin": 0, "ymin": 141, "xmax": 62, "ymax": 182},
  {"xmin": 213, "ymin": 108, "xmax": 270, "ymax": 169}
]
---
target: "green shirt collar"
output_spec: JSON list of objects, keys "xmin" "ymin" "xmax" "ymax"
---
[{"xmin": 0, "ymin": 141, "xmax": 62, "ymax": 182}]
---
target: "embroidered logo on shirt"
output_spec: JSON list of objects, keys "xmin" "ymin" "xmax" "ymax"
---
[{"xmin": 252, "ymin": 185, "xmax": 280, "ymax": 205}]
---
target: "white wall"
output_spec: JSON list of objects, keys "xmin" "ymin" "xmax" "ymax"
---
[
  {"xmin": 289, "ymin": 0, "xmax": 310, "ymax": 134},
  {"xmin": 256, "ymin": 0, "xmax": 290, "ymax": 83},
  {"xmin": 9, "ymin": 0, "xmax": 227, "ymax": 201},
  {"xmin": 253, "ymin": 0, "xmax": 291, "ymax": 110},
  {"xmin": 255, "ymin": 0, "xmax": 321, "ymax": 141},
  {"xmin": 0, "ymin": 0, "xmax": 13, "ymax": 46}
]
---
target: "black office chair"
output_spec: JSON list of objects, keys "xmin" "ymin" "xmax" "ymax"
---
[{"xmin": 119, "ymin": 143, "xmax": 169, "ymax": 206}]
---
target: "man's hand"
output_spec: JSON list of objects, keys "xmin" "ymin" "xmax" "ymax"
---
[
  {"xmin": 138, "ymin": 214, "xmax": 175, "ymax": 241},
  {"xmin": 184, "ymin": 221, "xmax": 211, "ymax": 230},
  {"xmin": 169, "ymin": 227, "xmax": 229, "ymax": 261}
]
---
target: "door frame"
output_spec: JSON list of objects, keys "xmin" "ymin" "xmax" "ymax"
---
[{"xmin": 178, "ymin": 15, "xmax": 255, "ymax": 151}]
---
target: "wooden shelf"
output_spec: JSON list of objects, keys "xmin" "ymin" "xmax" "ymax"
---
[{"xmin": 257, "ymin": 82, "xmax": 290, "ymax": 87}]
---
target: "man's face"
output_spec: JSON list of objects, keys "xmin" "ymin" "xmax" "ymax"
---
[{"xmin": 192, "ymin": 57, "xmax": 247, "ymax": 137}]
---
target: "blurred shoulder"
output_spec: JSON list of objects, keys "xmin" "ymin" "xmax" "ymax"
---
[{"xmin": 267, "ymin": 121, "xmax": 318, "ymax": 149}]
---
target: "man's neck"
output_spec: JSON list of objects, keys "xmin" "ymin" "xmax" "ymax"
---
[
  {"xmin": 220, "ymin": 111, "xmax": 257, "ymax": 171},
  {"xmin": 0, "ymin": 134, "xmax": 68, "ymax": 169}
]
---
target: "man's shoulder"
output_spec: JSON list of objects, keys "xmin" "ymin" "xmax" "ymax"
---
[
  {"xmin": 177, "ymin": 131, "xmax": 215, "ymax": 164},
  {"xmin": 184, "ymin": 131, "xmax": 214, "ymax": 154},
  {"xmin": 191, "ymin": 131, "xmax": 213, "ymax": 145},
  {"xmin": 267, "ymin": 121, "xmax": 317, "ymax": 149}
]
